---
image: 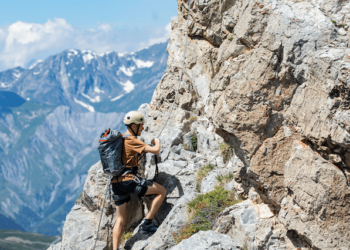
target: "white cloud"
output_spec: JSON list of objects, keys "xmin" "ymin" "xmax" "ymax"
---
[
  {"xmin": 0, "ymin": 17, "xmax": 175, "ymax": 71},
  {"xmin": 98, "ymin": 23, "xmax": 112, "ymax": 32},
  {"xmin": 147, "ymin": 22, "xmax": 172, "ymax": 47}
]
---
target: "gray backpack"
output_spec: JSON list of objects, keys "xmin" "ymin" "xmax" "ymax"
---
[{"xmin": 98, "ymin": 129, "xmax": 135, "ymax": 176}]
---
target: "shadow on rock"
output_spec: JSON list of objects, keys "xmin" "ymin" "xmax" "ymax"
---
[
  {"xmin": 146, "ymin": 171, "xmax": 184, "ymax": 223},
  {"xmin": 123, "ymin": 230, "xmax": 153, "ymax": 250},
  {"xmin": 124, "ymin": 171, "xmax": 185, "ymax": 249}
]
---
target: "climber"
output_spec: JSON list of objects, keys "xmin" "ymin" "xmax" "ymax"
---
[{"xmin": 111, "ymin": 111, "xmax": 166, "ymax": 250}]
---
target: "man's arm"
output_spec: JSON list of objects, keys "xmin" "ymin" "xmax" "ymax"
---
[{"xmin": 144, "ymin": 138, "xmax": 161, "ymax": 155}]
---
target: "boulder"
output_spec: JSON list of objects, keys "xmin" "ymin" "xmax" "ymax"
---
[{"xmin": 169, "ymin": 230, "xmax": 239, "ymax": 250}]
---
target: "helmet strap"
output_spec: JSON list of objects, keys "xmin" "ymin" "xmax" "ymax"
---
[
  {"xmin": 136, "ymin": 124, "xmax": 140, "ymax": 136},
  {"xmin": 127, "ymin": 124, "xmax": 138, "ymax": 136}
]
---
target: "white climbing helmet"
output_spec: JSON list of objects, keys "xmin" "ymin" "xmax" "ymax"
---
[{"xmin": 123, "ymin": 111, "xmax": 145, "ymax": 125}]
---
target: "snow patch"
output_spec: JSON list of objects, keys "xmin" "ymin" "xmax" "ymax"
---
[
  {"xmin": 81, "ymin": 67, "xmax": 85, "ymax": 70},
  {"xmin": 118, "ymin": 52, "xmax": 128, "ymax": 57},
  {"xmin": 133, "ymin": 58, "xmax": 154, "ymax": 68},
  {"xmin": 1, "ymin": 198, "xmax": 19, "ymax": 218},
  {"xmin": 111, "ymin": 94, "xmax": 124, "ymax": 101},
  {"xmin": 33, "ymin": 71, "xmax": 40, "ymax": 75},
  {"xmin": 67, "ymin": 50, "xmax": 78, "ymax": 59},
  {"xmin": 74, "ymin": 98, "xmax": 95, "ymax": 112},
  {"xmin": 82, "ymin": 50, "xmax": 96, "ymax": 54},
  {"xmin": 28, "ymin": 60, "xmax": 43, "ymax": 70},
  {"xmin": 121, "ymin": 80, "xmax": 135, "ymax": 93},
  {"xmin": 12, "ymin": 72, "xmax": 21, "ymax": 78},
  {"xmin": 68, "ymin": 49, "xmax": 78, "ymax": 55},
  {"xmin": 26, "ymin": 97, "xmax": 30, "ymax": 101},
  {"xmin": 94, "ymin": 86, "xmax": 104, "ymax": 93},
  {"xmin": 66, "ymin": 62, "xmax": 69, "ymax": 65},
  {"xmin": 81, "ymin": 93, "xmax": 101, "ymax": 103},
  {"xmin": 83, "ymin": 52, "xmax": 95, "ymax": 63},
  {"xmin": 0, "ymin": 82, "xmax": 8, "ymax": 88},
  {"xmin": 118, "ymin": 66, "xmax": 135, "ymax": 77}
]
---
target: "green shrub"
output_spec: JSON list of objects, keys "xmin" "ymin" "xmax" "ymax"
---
[
  {"xmin": 219, "ymin": 143, "xmax": 234, "ymax": 163},
  {"xmin": 189, "ymin": 116, "xmax": 197, "ymax": 122},
  {"xmin": 173, "ymin": 187, "xmax": 242, "ymax": 244},
  {"xmin": 332, "ymin": 20, "xmax": 337, "ymax": 24},
  {"xmin": 121, "ymin": 231, "xmax": 133, "ymax": 244},
  {"xmin": 243, "ymin": 243, "xmax": 248, "ymax": 250},
  {"xmin": 191, "ymin": 135, "xmax": 197, "ymax": 151},
  {"xmin": 184, "ymin": 144, "xmax": 189, "ymax": 150},
  {"xmin": 216, "ymin": 173, "xmax": 234, "ymax": 187},
  {"xmin": 196, "ymin": 164, "xmax": 215, "ymax": 192},
  {"xmin": 228, "ymin": 36, "xmax": 234, "ymax": 41}
]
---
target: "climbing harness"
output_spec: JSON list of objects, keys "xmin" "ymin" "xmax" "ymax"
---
[{"xmin": 93, "ymin": 1, "xmax": 192, "ymax": 248}]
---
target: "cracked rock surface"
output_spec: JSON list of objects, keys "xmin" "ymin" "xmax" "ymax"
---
[{"xmin": 50, "ymin": 0, "xmax": 350, "ymax": 249}]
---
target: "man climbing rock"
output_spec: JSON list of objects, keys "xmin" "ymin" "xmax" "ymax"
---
[{"xmin": 112, "ymin": 111, "xmax": 166, "ymax": 250}]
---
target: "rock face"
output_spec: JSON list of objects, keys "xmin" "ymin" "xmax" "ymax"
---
[
  {"xmin": 169, "ymin": 231, "xmax": 239, "ymax": 250},
  {"xmin": 53, "ymin": 0, "xmax": 350, "ymax": 249}
]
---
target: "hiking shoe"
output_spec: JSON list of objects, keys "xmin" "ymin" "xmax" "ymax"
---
[{"xmin": 140, "ymin": 223, "xmax": 158, "ymax": 234}]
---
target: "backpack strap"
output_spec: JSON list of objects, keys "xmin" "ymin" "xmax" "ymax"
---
[
  {"xmin": 122, "ymin": 153, "xmax": 138, "ymax": 176},
  {"xmin": 121, "ymin": 134, "xmax": 139, "ymax": 176}
]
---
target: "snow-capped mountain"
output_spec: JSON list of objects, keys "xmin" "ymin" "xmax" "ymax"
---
[
  {"xmin": 1, "ymin": 42, "xmax": 167, "ymax": 113},
  {"xmin": 0, "ymin": 42, "xmax": 168, "ymax": 235}
]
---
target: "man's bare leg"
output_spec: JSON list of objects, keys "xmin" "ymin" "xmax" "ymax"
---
[
  {"xmin": 113, "ymin": 202, "xmax": 128, "ymax": 250},
  {"xmin": 145, "ymin": 182, "xmax": 166, "ymax": 219}
]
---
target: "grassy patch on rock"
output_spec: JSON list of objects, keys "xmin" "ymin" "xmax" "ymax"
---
[
  {"xmin": 121, "ymin": 231, "xmax": 133, "ymax": 244},
  {"xmin": 172, "ymin": 187, "xmax": 241, "ymax": 244},
  {"xmin": 219, "ymin": 142, "xmax": 234, "ymax": 163},
  {"xmin": 196, "ymin": 164, "xmax": 215, "ymax": 192},
  {"xmin": 191, "ymin": 134, "xmax": 197, "ymax": 151},
  {"xmin": 189, "ymin": 116, "xmax": 197, "ymax": 122},
  {"xmin": 216, "ymin": 173, "xmax": 234, "ymax": 187}
]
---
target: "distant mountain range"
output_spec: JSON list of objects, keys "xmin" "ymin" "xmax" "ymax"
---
[
  {"xmin": 0, "ymin": 42, "xmax": 168, "ymax": 236},
  {"xmin": 0, "ymin": 229, "xmax": 57, "ymax": 250}
]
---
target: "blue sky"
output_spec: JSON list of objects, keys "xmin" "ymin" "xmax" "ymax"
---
[{"xmin": 0, "ymin": 0, "xmax": 178, "ymax": 71}]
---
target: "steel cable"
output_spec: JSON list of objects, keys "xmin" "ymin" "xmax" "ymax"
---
[{"xmin": 157, "ymin": 0, "xmax": 192, "ymax": 138}]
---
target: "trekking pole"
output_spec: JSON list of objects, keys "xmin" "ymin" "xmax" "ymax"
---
[{"xmin": 93, "ymin": 176, "xmax": 111, "ymax": 250}]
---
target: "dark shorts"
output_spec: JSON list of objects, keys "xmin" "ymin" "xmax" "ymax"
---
[{"xmin": 111, "ymin": 179, "xmax": 153, "ymax": 206}]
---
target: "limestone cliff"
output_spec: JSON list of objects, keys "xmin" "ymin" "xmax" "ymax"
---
[{"xmin": 50, "ymin": 0, "xmax": 350, "ymax": 249}]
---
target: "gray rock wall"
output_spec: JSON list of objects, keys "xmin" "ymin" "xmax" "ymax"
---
[{"xmin": 51, "ymin": 0, "xmax": 350, "ymax": 249}]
